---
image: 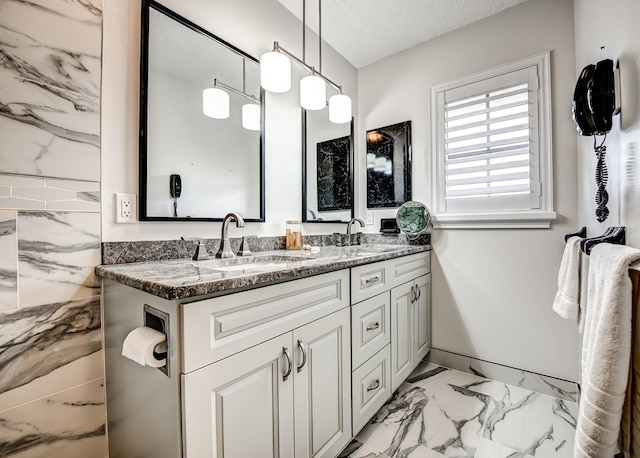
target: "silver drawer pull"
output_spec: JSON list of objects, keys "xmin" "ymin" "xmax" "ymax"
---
[
  {"xmin": 361, "ymin": 275, "xmax": 381, "ymax": 286},
  {"xmin": 296, "ymin": 339, "xmax": 307, "ymax": 372},
  {"xmin": 282, "ymin": 346, "xmax": 292, "ymax": 381},
  {"xmin": 366, "ymin": 321, "xmax": 380, "ymax": 331},
  {"xmin": 366, "ymin": 379, "xmax": 380, "ymax": 392}
]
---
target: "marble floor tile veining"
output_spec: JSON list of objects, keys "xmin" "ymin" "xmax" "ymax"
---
[{"xmin": 341, "ymin": 363, "xmax": 577, "ymax": 458}]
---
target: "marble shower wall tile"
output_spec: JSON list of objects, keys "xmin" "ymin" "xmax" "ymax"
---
[
  {"xmin": 0, "ymin": 174, "xmax": 100, "ymax": 212},
  {"xmin": 0, "ymin": 0, "xmax": 102, "ymax": 99},
  {"xmin": 0, "ymin": 72, "xmax": 100, "ymax": 181},
  {"xmin": 0, "ymin": 211, "xmax": 18, "ymax": 310},
  {"xmin": 0, "ymin": 378, "xmax": 106, "ymax": 458},
  {"xmin": 0, "ymin": 296, "xmax": 102, "ymax": 403},
  {"xmin": 17, "ymin": 211, "xmax": 100, "ymax": 308}
]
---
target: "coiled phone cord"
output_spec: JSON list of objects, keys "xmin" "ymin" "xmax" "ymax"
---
[{"xmin": 594, "ymin": 134, "xmax": 609, "ymax": 223}]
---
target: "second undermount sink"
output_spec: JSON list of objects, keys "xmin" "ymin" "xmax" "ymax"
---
[{"xmin": 212, "ymin": 261, "xmax": 288, "ymax": 273}]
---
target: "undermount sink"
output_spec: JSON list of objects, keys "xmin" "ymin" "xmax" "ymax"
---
[{"xmin": 212, "ymin": 261, "xmax": 288, "ymax": 273}]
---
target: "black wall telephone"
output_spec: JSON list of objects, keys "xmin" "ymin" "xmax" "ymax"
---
[
  {"xmin": 572, "ymin": 59, "xmax": 616, "ymax": 136},
  {"xmin": 169, "ymin": 174, "xmax": 182, "ymax": 198},
  {"xmin": 170, "ymin": 174, "xmax": 181, "ymax": 217}
]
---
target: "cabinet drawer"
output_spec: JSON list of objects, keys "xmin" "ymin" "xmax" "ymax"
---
[
  {"xmin": 388, "ymin": 252, "xmax": 430, "ymax": 288},
  {"xmin": 350, "ymin": 262, "xmax": 388, "ymax": 304},
  {"xmin": 181, "ymin": 270, "xmax": 349, "ymax": 373},
  {"xmin": 352, "ymin": 345, "xmax": 391, "ymax": 435},
  {"xmin": 351, "ymin": 292, "xmax": 390, "ymax": 369}
]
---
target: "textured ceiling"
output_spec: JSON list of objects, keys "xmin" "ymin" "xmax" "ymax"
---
[{"xmin": 277, "ymin": 0, "xmax": 529, "ymax": 68}]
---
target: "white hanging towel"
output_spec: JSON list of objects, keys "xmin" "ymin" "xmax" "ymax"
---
[
  {"xmin": 553, "ymin": 236, "xmax": 582, "ymax": 321},
  {"xmin": 575, "ymin": 243, "xmax": 640, "ymax": 458}
]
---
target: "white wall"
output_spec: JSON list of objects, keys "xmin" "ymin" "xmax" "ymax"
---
[
  {"xmin": 101, "ymin": 0, "xmax": 358, "ymax": 241},
  {"xmin": 574, "ymin": 0, "xmax": 640, "ymax": 249},
  {"xmin": 359, "ymin": 0, "xmax": 580, "ymax": 380}
]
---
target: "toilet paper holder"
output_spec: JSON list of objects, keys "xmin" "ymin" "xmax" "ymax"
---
[{"xmin": 144, "ymin": 304, "xmax": 170, "ymax": 377}]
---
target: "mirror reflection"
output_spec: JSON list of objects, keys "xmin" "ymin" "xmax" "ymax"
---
[
  {"xmin": 366, "ymin": 121, "xmax": 412, "ymax": 208},
  {"xmin": 139, "ymin": 0, "xmax": 265, "ymax": 221},
  {"xmin": 302, "ymin": 109, "xmax": 354, "ymax": 223}
]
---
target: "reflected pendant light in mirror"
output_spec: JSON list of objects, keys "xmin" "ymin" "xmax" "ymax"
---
[
  {"xmin": 242, "ymin": 103, "xmax": 260, "ymax": 131},
  {"xmin": 203, "ymin": 85, "xmax": 229, "ymax": 119}
]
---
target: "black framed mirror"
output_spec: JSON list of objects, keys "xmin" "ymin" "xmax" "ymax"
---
[
  {"xmin": 366, "ymin": 121, "xmax": 412, "ymax": 208},
  {"xmin": 139, "ymin": 0, "xmax": 265, "ymax": 221},
  {"xmin": 302, "ymin": 109, "xmax": 354, "ymax": 223}
]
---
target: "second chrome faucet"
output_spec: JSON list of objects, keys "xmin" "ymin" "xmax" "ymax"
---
[{"xmin": 215, "ymin": 212, "xmax": 245, "ymax": 258}]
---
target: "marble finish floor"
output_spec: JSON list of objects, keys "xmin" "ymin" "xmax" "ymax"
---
[{"xmin": 341, "ymin": 363, "xmax": 577, "ymax": 458}]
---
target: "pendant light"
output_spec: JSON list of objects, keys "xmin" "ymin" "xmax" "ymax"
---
[
  {"xmin": 203, "ymin": 83, "xmax": 229, "ymax": 119},
  {"xmin": 259, "ymin": 0, "xmax": 351, "ymax": 123},
  {"xmin": 260, "ymin": 50, "xmax": 291, "ymax": 93},
  {"xmin": 329, "ymin": 92, "xmax": 351, "ymax": 123},
  {"xmin": 204, "ymin": 61, "xmax": 261, "ymax": 131},
  {"xmin": 300, "ymin": 72, "xmax": 326, "ymax": 110},
  {"xmin": 242, "ymin": 102, "xmax": 261, "ymax": 131}
]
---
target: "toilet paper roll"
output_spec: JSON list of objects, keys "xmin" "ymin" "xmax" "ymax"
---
[{"xmin": 122, "ymin": 326, "xmax": 167, "ymax": 368}]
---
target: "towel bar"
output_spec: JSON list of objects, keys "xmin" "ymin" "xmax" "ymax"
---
[{"xmin": 564, "ymin": 226, "xmax": 626, "ymax": 254}]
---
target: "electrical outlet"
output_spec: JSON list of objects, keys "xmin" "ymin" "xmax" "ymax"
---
[
  {"xmin": 366, "ymin": 211, "xmax": 374, "ymax": 226},
  {"xmin": 116, "ymin": 193, "xmax": 136, "ymax": 223}
]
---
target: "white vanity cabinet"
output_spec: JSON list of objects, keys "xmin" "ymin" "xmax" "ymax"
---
[
  {"xmin": 102, "ymin": 248, "xmax": 430, "ymax": 458},
  {"xmin": 181, "ymin": 271, "xmax": 352, "ymax": 458},
  {"xmin": 182, "ymin": 308, "xmax": 351, "ymax": 458},
  {"xmin": 390, "ymin": 273, "xmax": 431, "ymax": 392},
  {"xmin": 349, "ymin": 252, "xmax": 431, "ymax": 433}
]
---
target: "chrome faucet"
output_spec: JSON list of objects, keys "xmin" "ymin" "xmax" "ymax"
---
[
  {"xmin": 215, "ymin": 212, "xmax": 245, "ymax": 258},
  {"xmin": 346, "ymin": 218, "xmax": 365, "ymax": 246}
]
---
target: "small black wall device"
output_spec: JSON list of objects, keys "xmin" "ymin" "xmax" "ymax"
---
[
  {"xmin": 169, "ymin": 174, "xmax": 182, "ymax": 198},
  {"xmin": 572, "ymin": 59, "xmax": 615, "ymax": 136}
]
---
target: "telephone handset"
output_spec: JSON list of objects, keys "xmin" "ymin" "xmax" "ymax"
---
[
  {"xmin": 572, "ymin": 59, "xmax": 615, "ymax": 136},
  {"xmin": 170, "ymin": 174, "xmax": 182, "ymax": 198},
  {"xmin": 170, "ymin": 174, "xmax": 181, "ymax": 217}
]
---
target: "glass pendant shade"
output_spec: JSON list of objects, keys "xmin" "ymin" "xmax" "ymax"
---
[
  {"xmin": 300, "ymin": 75, "xmax": 326, "ymax": 110},
  {"xmin": 203, "ymin": 88, "xmax": 229, "ymax": 119},
  {"xmin": 329, "ymin": 93, "xmax": 352, "ymax": 123},
  {"xmin": 373, "ymin": 156, "xmax": 387, "ymax": 173},
  {"xmin": 260, "ymin": 51, "xmax": 291, "ymax": 93},
  {"xmin": 242, "ymin": 103, "xmax": 261, "ymax": 131},
  {"xmin": 366, "ymin": 153, "xmax": 376, "ymax": 169}
]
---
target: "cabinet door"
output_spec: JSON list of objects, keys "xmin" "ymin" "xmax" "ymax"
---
[
  {"xmin": 293, "ymin": 308, "xmax": 351, "ymax": 458},
  {"xmin": 182, "ymin": 333, "xmax": 294, "ymax": 458},
  {"xmin": 390, "ymin": 281, "xmax": 414, "ymax": 392},
  {"xmin": 413, "ymin": 274, "xmax": 431, "ymax": 366}
]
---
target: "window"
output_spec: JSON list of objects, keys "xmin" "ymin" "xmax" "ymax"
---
[{"xmin": 431, "ymin": 53, "xmax": 555, "ymax": 228}]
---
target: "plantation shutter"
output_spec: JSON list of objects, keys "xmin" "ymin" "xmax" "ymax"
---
[{"xmin": 437, "ymin": 65, "xmax": 541, "ymax": 213}]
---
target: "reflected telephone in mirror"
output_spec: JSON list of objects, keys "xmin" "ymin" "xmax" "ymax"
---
[
  {"xmin": 170, "ymin": 174, "xmax": 181, "ymax": 198},
  {"xmin": 572, "ymin": 59, "xmax": 618, "ymax": 136},
  {"xmin": 170, "ymin": 174, "xmax": 181, "ymax": 217}
]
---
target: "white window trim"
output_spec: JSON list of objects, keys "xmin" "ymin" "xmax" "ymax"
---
[{"xmin": 430, "ymin": 52, "xmax": 556, "ymax": 229}]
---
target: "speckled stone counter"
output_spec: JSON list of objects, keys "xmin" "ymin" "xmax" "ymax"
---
[{"xmin": 95, "ymin": 244, "xmax": 431, "ymax": 301}]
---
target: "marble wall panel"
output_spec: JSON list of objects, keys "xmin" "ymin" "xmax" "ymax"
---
[
  {"xmin": 0, "ymin": 0, "xmax": 102, "ymax": 99},
  {"xmin": 0, "ymin": 378, "xmax": 106, "ymax": 458},
  {"xmin": 0, "ymin": 297, "xmax": 102, "ymax": 402},
  {"xmin": 17, "ymin": 211, "xmax": 100, "ymax": 308},
  {"xmin": 0, "ymin": 174, "xmax": 100, "ymax": 212},
  {"xmin": 0, "ymin": 72, "xmax": 100, "ymax": 181},
  {"xmin": 0, "ymin": 211, "xmax": 18, "ymax": 310}
]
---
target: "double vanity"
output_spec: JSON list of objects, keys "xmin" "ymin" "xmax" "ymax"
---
[{"xmin": 98, "ymin": 243, "xmax": 431, "ymax": 458}]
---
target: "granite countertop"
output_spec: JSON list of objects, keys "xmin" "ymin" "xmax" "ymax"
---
[{"xmin": 95, "ymin": 244, "xmax": 431, "ymax": 301}]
